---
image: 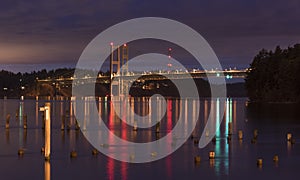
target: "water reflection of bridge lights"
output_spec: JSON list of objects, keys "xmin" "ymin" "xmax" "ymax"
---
[
  {"xmin": 212, "ymin": 98, "xmax": 235, "ymax": 176},
  {"xmin": 66, "ymin": 96, "xmax": 237, "ymax": 175}
]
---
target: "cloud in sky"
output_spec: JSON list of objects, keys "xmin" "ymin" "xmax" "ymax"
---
[{"xmin": 0, "ymin": 0, "xmax": 300, "ymax": 71}]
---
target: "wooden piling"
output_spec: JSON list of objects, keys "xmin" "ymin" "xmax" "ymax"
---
[
  {"xmin": 18, "ymin": 148, "xmax": 24, "ymax": 156},
  {"xmin": 5, "ymin": 114, "xmax": 10, "ymax": 129},
  {"xmin": 253, "ymin": 129, "xmax": 258, "ymax": 139},
  {"xmin": 70, "ymin": 150, "xmax": 77, "ymax": 158},
  {"xmin": 273, "ymin": 155, "xmax": 279, "ymax": 162},
  {"xmin": 257, "ymin": 158, "xmax": 263, "ymax": 167},
  {"xmin": 212, "ymin": 136, "xmax": 217, "ymax": 143},
  {"xmin": 61, "ymin": 115, "xmax": 65, "ymax": 130},
  {"xmin": 194, "ymin": 156, "xmax": 201, "ymax": 163},
  {"xmin": 133, "ymin": 120, "xmax": 137, "ymax": 131},
  {"xmin": 75, "ymin": 120, "xmax": 80, "ymax": 131},
  {"xmin": 238, "ymin": 130, "xmax": 243, "ymax": 140},
  {"xmin": 41, "ymin": 146, "xmax": 45, "ymax": 155},
  {"xmin": 92, "ymin": 149, "xmax": 99, "ymax": 155},
  {"xmin": 40, "ymin": 103, "xmax": 51, "ymax": 161},
  {"xmin": 156, "ymin": 121, "xmax": 160, "ymax": 133},
  {"xmin": 23, "ymin": 114, "xmax": 27, "ymax": 129},
  {"xmin": 15, "ymin": 109, "xmax": 19, "ymax": 120},
  {"xmin": 45, "ymin": 103, "xmax": 51, "ymax": 160},
  {"xmin": 287, "ymin": 133, "xmax": 292, "ymax": 141},
  {"xmin": 209, "ymin": 151, "xmax": 215, "ymax": 159}
]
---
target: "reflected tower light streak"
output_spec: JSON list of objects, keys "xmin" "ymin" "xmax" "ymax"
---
[
  {"xmin": 226, "ymin": 98, "xmax": 229, "ymax": 125},
  {"xmin": 233, "ymin": 100, "xmax": 237, "ymax": 132},
  {"xmin": 148, "ymin": 97, "xmax": 152, "ymax": 128},
  {"xmin": 121, "ymin": 161, "xmax": 128, "ymax": 180},
  {"xmin": 229, "ymin": 98, "xmax": 232, "ymax": 123},
  {"xmin": 167, "ymin": 100, "xmax": 172, "ymax": 133},
  {"xmin": 121, "ymin": 98, "xmax": 127, "ymax": 140},
  {"xmin": 107, "ymin": 157, "xmax": 114, "ymax": 180},
  {"xmin": 214, "ymin": 98, "xmax": 221, "ymax": 175},
  {"xmin": 214, "ymin": 98, "xmax": 230, "ymax": 176},
  {"xmin": 192, "ymin": 99, "xmax": 198, "ymax": 137},
  {"xmin": 184, "ymin": 99, "xmax": 188, "ymax": 129},
  {"xmin": 83, "ymin": 97, "xmax": 88, "ymax": 131},
  {"xmin": 18, "ymin": 101, "xmax": 24, "ymax": 148},
  {"xmin": 44, "ymin": 161, "xmax": 51, "ymax": 180},
  {"xmin": 207, "ymin": 100, "xmax": 215, "ymax": 137},
  {"xmin": 98, "ymin": 97, "xmax": 102, "ymax": 127},
  {"xmin": 204, "ymin": 100, "xmax": 208, "ymax": 124}
]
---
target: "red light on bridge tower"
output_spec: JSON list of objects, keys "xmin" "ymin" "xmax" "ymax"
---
[{"xmin": 167, "ymin": 48, "xmax": 172, "ymax": 67}]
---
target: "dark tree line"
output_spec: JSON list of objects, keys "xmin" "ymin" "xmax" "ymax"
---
[
  {"xmin": 245, "ymin": 44, "xmax": 300, "ymax": 102},
  {"xmin": 0, "ymin": 68, "xmax": 113, "ymax": 98},
  {"xmin": 0, "ymin": 68, "xmax": 75, "ymax": 97}
]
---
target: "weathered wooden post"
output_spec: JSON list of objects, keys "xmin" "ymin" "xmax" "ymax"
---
[
  {"xmin": 194, "ymin": 156, "xmax": 201, "ymax": 163},
  {"xmin": 6, "ymin": 129, "xmax": 9, "ymax": 143},
  {"xmin": 133, "ymin": 120, "xmax": 137, "ymax": 131},
  {"xmin": 257, "ymin": 158, "xmax": 263, "ymax": 167},
  {"xmin": 40, "ymin": 103, "xmax": 51, "ymax": 161},
  {"xmin": 287, "ymin": 133, "xmax": 292, "ymax": 141},
  {"xmin": 273, "ymin": 155, "xmax": 279, "ymax": 162},
  {"xmin": 61, "ymin": 115, "xmax": 65, "ymax": 130},
  {"xmin": 23, "ymin": 114, "xmax": 27, "ymax": 129},
  {"xmin": 75, "ymin": 119, "xmax": 80, "ymax": 131},
  {"xmin": 5, "ymin": 114, "xmax": 10, "ymax": 129},
  {"xmin": 15, "ymin": 109, "xmax": 19, "ymax": 120},
  {"xmin": 155, "ymin": 121, "xmax": 160, "ymax": 133},
  {"xmin": 238, "ymin": 130, "xmax": 243, "ymax": 140},
  {"xmin": 253, "ymin": 129, "xmax": 258, "ymax": 139},
  {"xmin": 209, "ymin": 151, "xmax": 215, "ymax": 159}
]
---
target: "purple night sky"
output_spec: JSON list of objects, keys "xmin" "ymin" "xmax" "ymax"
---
[{"xmin": 0, "ymin": 0, "xmax": 300, "ymax": 72}]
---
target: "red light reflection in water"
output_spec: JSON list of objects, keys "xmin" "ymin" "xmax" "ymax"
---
[
  {"xmin": 107, "ymin": 101, "xmax": 116, "ymax": 180},
  {"xmin": 121, "ymin": 162, "xmax": 128, "ymax": 180},
  {"xmin": 166, "ymin": 156, "xmax": 172, "ymax": 179},
  {"xmin": 121, "ymin": 100, "xmax": 128, "ymax": 179},
  {"xmin": 109, "ymin": 101, "xmax": 114, "ymax": 130},
  {"xmin": 107, "ymin": 99, "xmax": 128, "ymax": 180},
  {"xmin": 167, "ymin": 100, "xmax": 172, "ymax": 133},
  {"xmin": 121, "ymin": 99, "xmax": 127, "ymax": 140},
  {"xmin": 107, "ymin": 157, "xmax": 114, "ymax": 180}
]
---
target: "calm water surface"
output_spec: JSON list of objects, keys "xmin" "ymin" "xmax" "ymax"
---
[{"xmin": 0, "ymin": 97, "xmax": 300, "ymax": 180}]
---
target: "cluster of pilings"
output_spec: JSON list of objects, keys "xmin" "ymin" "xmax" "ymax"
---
[
  {"xmin": 5, "ymin": 113, "xmax": 28, "ymax": 130},
  {"xmin": 3, "ymin": 102, "xmax": 297, "ymax": 165},
  {"xmin": 9, "ymin": 102, "xmax": 99, "ymax": 160},
  {"xmin": 193, "ymin": 124, "xmax": 296, "ymax": 167}
]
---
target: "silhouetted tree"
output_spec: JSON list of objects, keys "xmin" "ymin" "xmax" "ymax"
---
[{"xmin": 246, "ymin": 44, "xmax": 300, "ymax": 102}]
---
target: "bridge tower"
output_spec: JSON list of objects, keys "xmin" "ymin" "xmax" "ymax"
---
[
  {"xmin": 121, "ymin": 44, "xmax": 129, "ymax": 76},
  {"xmin": 121, "ymin": 44, "xmax": 129, "ymax": 95},
  {"xmin": 110, "ymin": 43, "xmax": 129, "ymax": 96}
]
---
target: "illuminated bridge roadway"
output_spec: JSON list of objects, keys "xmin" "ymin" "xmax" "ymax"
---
[{"xmin": 37, "ymin": 69, "xmax": 248, "ymax": 86}]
